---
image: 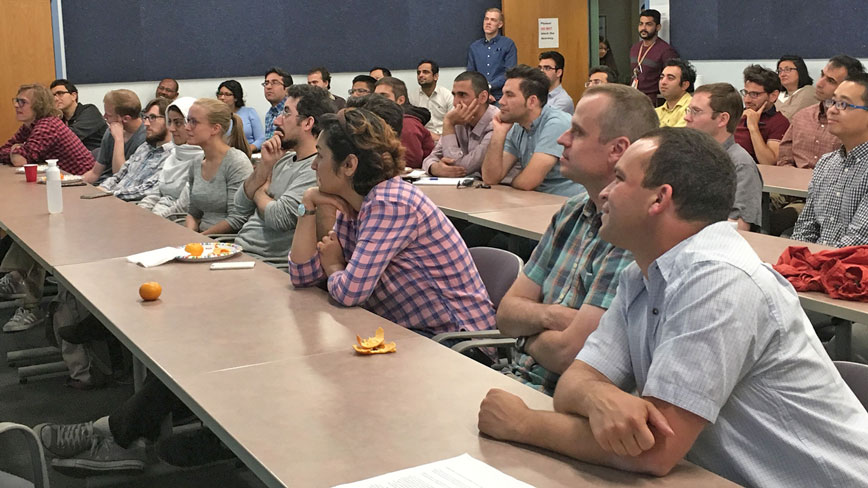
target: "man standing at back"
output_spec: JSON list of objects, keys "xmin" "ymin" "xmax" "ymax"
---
[
  {"xmin": 538, "ymin": 51, "xmax": 574, "ymax": 115},
  {"xmin": 467, "ymin": 7, "xmax": 517, "ymax": 102},
  {"xmin": 50, "ymin": 79, "xmax": 106, "ymax": 151},
  {"xmin": 263, "ymin": 67, "xmax": 293, "ymax": 140},
  {"xmin": 481, "ymin": 65, "xmax": 578, "ymax": 196},
  {"xmin": 629, "ymin": 9, "xmax": 678, "ymax": 105},
  {"xmin": 82, "ymin": 89, "xmax": 146, "ymax": 184},
  {"xmin": 409, "ymin": 59, "xmax": 453, "ymax": 141}
]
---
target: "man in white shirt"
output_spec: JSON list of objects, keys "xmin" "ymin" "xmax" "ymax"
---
[{"xmin": 408, "ymin": 59, "xmax": 453, "ymax": 141}]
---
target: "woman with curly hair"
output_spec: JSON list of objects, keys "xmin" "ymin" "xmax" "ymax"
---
[
  {"xmin": 0, "ymin": 83, "xmax": 95, "ymax": 174},
  {"xmin": 289, "ymin": 107, "xmax": 495, "ymax": 337}
]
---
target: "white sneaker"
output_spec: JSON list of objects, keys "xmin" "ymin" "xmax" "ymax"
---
[
  {"xmin": 51, "ymin": 437, "xmax": 146, "ymax": 477},
  {"xmin": 0, "ymin": 273, "xmax": 26, "ymax": 299},
  {"xmin": 2, "ymin": 307, "xmax": 44, "ymax": 333}
]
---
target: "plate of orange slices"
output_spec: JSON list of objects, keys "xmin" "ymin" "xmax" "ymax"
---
[{"xmin": 175, "ymin": 242, "xmax": 243, "ymax": 262}]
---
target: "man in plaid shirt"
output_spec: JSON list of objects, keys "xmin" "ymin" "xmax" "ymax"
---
[
  {"xmin": 496, "ymin": 85, "xmax": 658, "ymax": 395},
  {"xmin": 99, "ymin": 98, "xmax": 173, "ymax": 201}
]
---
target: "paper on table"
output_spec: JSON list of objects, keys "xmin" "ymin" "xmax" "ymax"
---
[
  {"xmin": 126, "ymin": 247, "xmax": 185, "ymax": 268},
  {"xmin": 413, "ymin": 177, "xmax": 469, "ymax": 186},
  {"xmin": 332, "ymin": 453, "xmax": 535, "ymax": 488},
  {"xmin": 403, "ymin": 169, "xmax": 427, "ymax": 179}
]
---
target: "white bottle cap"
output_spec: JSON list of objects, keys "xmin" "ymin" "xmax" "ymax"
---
[{"xmin": 46, "ymin": 159, "xmax": 58, "ymax": 166}]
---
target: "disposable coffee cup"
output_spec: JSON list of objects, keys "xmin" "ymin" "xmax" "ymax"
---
[{"xmin": 24, "ymin": 164, "xmax": 37, "ymax": 182}]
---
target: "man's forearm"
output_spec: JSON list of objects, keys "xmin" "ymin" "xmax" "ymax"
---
[
  {"xmin": 481, "ymin": 132, "xmax": 508, "ymax": 184},
  {"xmin": 749, "ymin": 129, "xmax": 776, "ymax": 165},
  {"xmin": 243, "ymin": 167, "xmax": 269, "ymax": 199},
  {"xmin": 111, "ymin": 140, "xmax": 126, "ymax": 173},
  {"xmin": 497, "ymin": 297, "xmax": 577, "ymax": 337}
]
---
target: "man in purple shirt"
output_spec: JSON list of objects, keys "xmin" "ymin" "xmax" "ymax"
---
[
  {"xmin": 735, "ymin": 65, "xmax": 790, "ymax": 165},
  {"xmin": 629, "ymin": 9, "xmax": 678, "ymax": 105},
  {"xmin": 423, "ymin": 71, "xmax": 497, "ymax": 177}
]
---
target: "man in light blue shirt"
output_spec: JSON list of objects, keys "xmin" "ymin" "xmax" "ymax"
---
[
  {"xmin": 478, "ymin": 127, "xmax": 868, "ymax": 487},
  {"xmin": 538, "ymin": 51, "xmax": 574, "ymax": 115},
  {"xmin": 466, "ymin": 8, "xmax": 517, "ymax": 101},
  {"xmin": 481, "ymin": 65, "xmax": 580, "ymax": 197}
]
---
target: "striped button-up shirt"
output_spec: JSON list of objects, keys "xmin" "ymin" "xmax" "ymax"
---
[
  {"xmin": 100, "ymin": 141, "xmax": 172, "ymax": 201},
  {"xmin": 264, "ymin": 98, "xmax": 286, "ymax": 140},
  {"xmin": 776, "ymin": 102, "xmax": 841, "ymax": 169},
  {"xmin": 0, "ymin": 116, "xmax": 95, "ymax": 175},
  {"xmin": 578, "ymin": 222, "xmax": 868, "ymax": 487},
  {"xmin": 792, "ymin": 140, "xmax": 868, "ymax": 247},
  {"xmin": 505, "ymin": 194, "xmax": 633, "ymax": 395},
  {"xmin": 289, "ymin": 177, "xmax": 496, "ymax": 335}
]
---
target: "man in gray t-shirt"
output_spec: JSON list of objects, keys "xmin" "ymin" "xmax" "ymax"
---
[
  {"xmin": 234, "ymin": 84, "xmax": 334, "ymax": 261},
  {"xmin": 477, "ymin": 127, "xmax": 868, "ymax": 487},
  {"xmin": 82, "ymin": 89, "xmax": 147, "ymax": 185},
  {"xmin": 685, "ymin": 83, "xmax": 762, "ymax": 229}
]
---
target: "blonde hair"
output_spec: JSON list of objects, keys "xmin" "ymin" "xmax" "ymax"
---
[
  {"xmin": 192, "ymin": 98, "xmax": 251, "ymax": 157},
  {"xmin": 103, "ymin": 89, "xmax": 141, "ymax": 117},
  {"xmin": 18, "ymin": 84, "xmax": 61, "ymax": 120}
]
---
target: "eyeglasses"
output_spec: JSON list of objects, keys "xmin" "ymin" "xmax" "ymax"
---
[
  {"xmin": 12, "ymin": 98, "xmax": 29, "ymax": 107},
  {"xmin": 280, "ymin": 106, "xmax": 298, "ymax": 118},
  {"xmin": 684, "ymin": 107, "xmax": 719, "ymax": 117},
  {"xmin": 776, "ymin": 67, "xmax": 797, "ymax": 74},
  {"xmin": 216, "ymin": 91, "xmax": 234, "ymax": 98},
  {"xmin": 739, "ymin": 89, "xmax": 766, "ymax": 99},
  {"xmin": 140, "ymin": 113, "xmax": 165, "ymax": 123},
  {"xmin": 348, "ymin": 88, "xmax": 371, "ymax": 96},
  {"xmin": 456, "ymin": 178, "xmax": 490, "ymax": 189},
  {"xmin": 261, "ymin": 80, "xmax": 285, "ymax": 87},
  {"xmin": 823, "ymin": 98, "xmax": 868, "ymax": 112},
  {"xmin": 185, "ymin": 117, "xmax": 202, "ymax": 127},
  {"xmin": 167, "ymin": 118, "xmax": 186, "ymax": 128},
  {"xmin": 537, "ymin": 65, "xmax": 557, "ymax": 72},
  {"xmin": 584, "ymin": 79, "xmax": 605, "ymax": 87},
  {"xmin": 52, "ymin": 91, "xmax": 71, "ymax": 97}
]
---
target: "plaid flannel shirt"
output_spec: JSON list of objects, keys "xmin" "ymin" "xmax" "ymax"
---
[
  {"xmin": 100, "ymin": 141, "xmax": 172, "ymax": 201},
  {"xmin": 0, "ymin": 116, "xmax": 95, "ymax": 174}
]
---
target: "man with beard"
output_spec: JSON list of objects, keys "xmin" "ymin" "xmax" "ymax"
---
[
  {"xmin": 234, "ymin": 84, "xmax": 333, "ymax": 261},
  {"xmin": 481, "ymin": 65, "xmax": 579, "ymax": 196},
  {"xmin": 629, "ymin": 9, "xmax": 678, "ymax": 105},
  {"xmin": 98, "ymin": 97, "xmax": 174, "ymax": 201},
  {"xmin": 735, "ymin": 64, "xmax": 790, "ymax": 165},
  {"xmin": 409, "ymin": 59, "xmax": 453, "ymax": 141},
  {"xmin": 263, "ymin": 67, "xmax": 293, "ymax": 140}
]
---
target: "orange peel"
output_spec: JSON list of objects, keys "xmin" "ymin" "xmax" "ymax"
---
[{"xmin": 353, "ymin": 327, "xmax": 396, "ymax": 354}]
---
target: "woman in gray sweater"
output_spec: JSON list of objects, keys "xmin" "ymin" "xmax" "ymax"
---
[{"xmin": 184, "ymin": 98, "xmax": 253, "ymax": 235}]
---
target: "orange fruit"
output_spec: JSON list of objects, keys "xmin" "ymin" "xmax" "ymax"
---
[
  {"xmin": 184, "ymin": 243, "xmax": 204, "ymax": 257},
  {"xmin": 139, "ymin": 282, "xmax": 162, "ymax": 301}
]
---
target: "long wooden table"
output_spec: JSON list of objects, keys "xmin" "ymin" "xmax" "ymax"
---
[
  {"xmin": 418, "ymin": 184, "xmax": 567, "ymax": 219},
  {"xmin": 1, "ymin": 171, "xmax": 737, "ymax": 486},
  {"xmin": 757, "ymin": 165, "xmax": 812, "ymax": 198}
]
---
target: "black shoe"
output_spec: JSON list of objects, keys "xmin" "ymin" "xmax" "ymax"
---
[
  {"xmin": 58, "ymin": 316, "xmax": 108, "ymax": 344},
  {"xmin": 156, "ymin": 429, "xmax": 235, "ymax": 467}
]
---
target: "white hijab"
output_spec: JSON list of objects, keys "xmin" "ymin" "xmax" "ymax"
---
[{"xmin": 160, "ymin": 97, "xmax": 204, "ymax": 198}]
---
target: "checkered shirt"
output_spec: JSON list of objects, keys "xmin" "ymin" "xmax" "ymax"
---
[
  {"xmin": 0, "ymin": 116, "xmax": 95, "ymax": 174},
  {"xmin": 100, "ymin": 141, "xmax": 172, "ymax": 201}
]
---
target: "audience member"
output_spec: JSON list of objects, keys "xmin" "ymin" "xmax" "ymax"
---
[
  {"xmin": 685, "ymin": 83, "xmax": 762, "ymax": 230},
  {"xmin": 495, "ymin": 84, "xmax": 655, "ymax": 395},
  {"xmin": 262, "ymin": 67, "xmax": 293, "ymax": 140},
  {"xmin": 138, "ymin": 97, "xmax": 204, "ymax": 217},
  {"xmin": 408, "ymin": 59, "xmax": 453, "ymax": 140},
  {"xmin": 598, "ymin": 36, "xmax": 619, "ymax": 82},
  {"xmin": 369, "ymin": 67, "xmax": 391, "ymax": 80},
  {"xmin": 538, "ymin": 51, "xmax": 574, "ymax": 114},
  {"xmin": 349, "ymin": 74, "xmax": 376, "ymax": 98},
  {"xmin": 422, "ymin": 71, "xmax": 496, "ymax": 178},
  {"xmin": 775, "ymin": 55, "xmax": 818, "ymax": 120},
  {"xmin": 735, "ymin": 64, "xmax": 790, "ymax": 165},
  {"xmin": 587, "ymin": 66, "xmax": 617, "ymax": 87},
  {"xmin": 478, "ymin": 127, "xmax": 868, "ymax": 488},
  {"xmin": 217, "ymin": 80, "xmax": 265, "ymax": 152},
  {"xmin": 481, "ymin": 65, "xmax": 579, "ymax": 196},
  {"xmin": 82, "ymin": 89, "xmax": 146, "ymax": 184},
  {"xmin": 184, "ymin": 99, "xmax": 253, "ymax": 235},
  {"xmin": 155, "ymin": 78, "xmax": 179, "ymax": 101},
  {"xmin": 467, "ymin": 7, "xmax": 517, "ymax": 101},
  {"xmin": 629, "ymin": 9, "xmax": 678, "ymax": 104},
  {"xmin": 375, "ymin": 76, "xmax": 434, "ymax": 168},
  {"xmin": 50, "ymin": 79, "xmax": 106, "ymax": 151},
  {"xmin": 307, "ymin": 66, "xmax": 347, "ymax": 111},
  {"xmin": 98, "ymin": 97, "xmax": 173, "ymax": 201},
  {"xmin": 655, "ymin": 58, "xmax": 695, "ymax": 127},
  {"xmin": 235, "ymin": 85, "xmax": 332, "ymax": 261},
  {"xmin": 289, "ymin": 107, "xmax": 496, "ymax": 337},
  {"xmin": 793, "ymin": 73, "xmax": 868, "ymax": 247}
]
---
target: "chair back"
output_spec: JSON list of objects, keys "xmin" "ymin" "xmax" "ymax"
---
[
  {"xmin": 0, "ymin": 422, "xmax": 49, "ymax": 488},
  {"xmin": 835, "ymin": 360, "xmax": 868, "ymax": 410},
  {"xmin": 469, "ymin": 247, "xmax": 523, "ymax": 309}
]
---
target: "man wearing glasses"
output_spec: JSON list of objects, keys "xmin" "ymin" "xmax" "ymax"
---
[
  {"xmin": 587, "ymin": 66, "xmax": 617, "ymax": 87},
  {"xmin": 793, "ymin": 73, "xmax": 868, "ymax": 248},
  {"xmin": 98, "ymin": 98, "xmax": 173, "ymax": 201},
  {"xmin": 734, "ymin": 65, "xmax": 790, "ymax": 165},
  {"xmin": 155, "ymin": 78, "xmax": 179, "ymax": 101},
  {"xmin": 538, "ymin": 51, "xmax": 574, "ymax": 115},
  {"xmin": 348, "ymin": 74, "xmax": 377, "ymax": 99},
  {"xmin": 50, "ymin": 79, "xmax": 106, "ymax": 151},
  {"xmin": 82, "ymin": 89, "xmax": 146, "ymax": 185},
  {"xmin": 262, "ymin": 67, "xmax": 293, "ymax": 141}
]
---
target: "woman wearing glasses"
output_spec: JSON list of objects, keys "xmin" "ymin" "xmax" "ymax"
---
[
  {"xmin": 184, "ymin": 98, "xmax": 253, "ymax": 235},
  {"xmin": 138, "ymin": 97, "xmax": 204, "ymax": 217},
  {"xmin": 289, "ymin": 108, "xmax": 496, "ymax": 338},
  {"xmin": 0, "ymin": 83, "xmax": 95, "ymax": 174},
  {"xmin": 216, "ymin": 80, "xmax": 265, "ymax": 153},
  {"xmin": 775, "ymin": 55, "xmax": 818, "ymax": 120}
]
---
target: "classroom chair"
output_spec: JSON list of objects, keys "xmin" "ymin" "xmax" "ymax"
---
[
  {"xmin": 835, "ymin": 360, "xmax": 868, "ymax": 410},
  {"xmin": 0, "ymin": 422, "xmax": 50, "ymax": 488}
]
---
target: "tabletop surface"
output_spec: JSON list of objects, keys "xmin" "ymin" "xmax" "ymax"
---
[
  {"xmin": 757, "ymin": 165, "xmax": 813, "ymax": 198},
  {"xmin": 418, "ymin": 184, "xmax": 568, "ymax": 219}
]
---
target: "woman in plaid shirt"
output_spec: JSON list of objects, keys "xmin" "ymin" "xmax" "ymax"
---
[
  {"xmin": 289, "ymin": 108, "xmax": 496, "ymax": 336},
  {"xmin": 0, "ymin": 83, "xmax": 95, "ymax": 174}
]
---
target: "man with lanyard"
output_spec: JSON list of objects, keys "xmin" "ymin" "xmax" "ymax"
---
[{"xmin": 629, "ymin": 9, "xmax": 678, "ymax": 106}]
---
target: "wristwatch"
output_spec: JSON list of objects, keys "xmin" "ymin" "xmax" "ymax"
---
[
  {"xmin": 297, "ymin": 202, "xmax": 316, "ymax": 216},
  {"xmin": 515, "ymin": 336, "xmax": 528, "ymax": 354}
]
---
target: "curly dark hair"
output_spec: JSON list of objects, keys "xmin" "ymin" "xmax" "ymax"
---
[{"xmin": 319, "ymin": 108, "xmax": 404, "ymax": 195}]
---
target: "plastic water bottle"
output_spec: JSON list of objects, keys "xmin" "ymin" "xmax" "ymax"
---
[{"xmin": 45, "ymin": 159, "xmax": 63, "ymax": 214}]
